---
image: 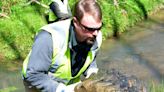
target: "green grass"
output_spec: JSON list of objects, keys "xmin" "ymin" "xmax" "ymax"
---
[
  {"xmin": 0, "ymin": 3, "xmax": 46, "ymax": 60},
  {"xmin": 0, "ymin": 86, "xmax": 17, "ymax": 92},
  {"xmin": 149, "ymin": 81, "xmax": 164, "ymax": 92}
]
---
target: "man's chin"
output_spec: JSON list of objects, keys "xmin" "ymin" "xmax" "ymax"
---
[{"xmin": 86, "ymin": 39, "xmax": 95, "ymax": 46}]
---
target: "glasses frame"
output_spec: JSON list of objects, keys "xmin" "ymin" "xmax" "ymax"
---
[{"xmin": 78, "ymin": 21, "xmax": 103, "ymax": 32}]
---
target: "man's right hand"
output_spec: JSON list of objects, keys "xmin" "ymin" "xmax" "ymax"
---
[{"xmin": 56, "ymin": 83, "xmax": 76, "ymax": 92}]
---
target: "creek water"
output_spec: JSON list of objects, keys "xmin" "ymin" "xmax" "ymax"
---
[
  {"xmin": 97, "ymin": 9, "xmax": 164, "ymax": 84},
  {"xmin": 0, "ymin": 9, "xmax": 164, "ymax": 91}
]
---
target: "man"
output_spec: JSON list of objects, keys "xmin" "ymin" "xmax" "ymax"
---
[{"xmin": 22, "ymin": 0, "xmax": 103, "ymax": 92}]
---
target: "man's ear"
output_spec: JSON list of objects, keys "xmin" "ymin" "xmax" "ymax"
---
[
  {"xmin": 73, "ymin": 17, "xmax": 78, "ymax": 23},
  {"xmin": 73, "ymin": 17, "xmax": 78, "ymax": 27}
]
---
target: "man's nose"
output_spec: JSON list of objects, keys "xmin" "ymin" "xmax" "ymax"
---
[{"xmin": 92, "ymin": 30, "xmax": 98, "ymax": 36}]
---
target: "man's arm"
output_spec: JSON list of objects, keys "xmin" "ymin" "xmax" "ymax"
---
[
  {"xmin": 83, "ymin": 55, "xmax": 99, "ymax": 79},
  {"xmin": 24, "ymin": 31, "xmax": 59, "ymax": 92}
]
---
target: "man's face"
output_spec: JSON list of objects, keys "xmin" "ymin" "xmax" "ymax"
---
[{"xmin": 73, "ymin": 13, "xmax": 102, "ymax": 46}]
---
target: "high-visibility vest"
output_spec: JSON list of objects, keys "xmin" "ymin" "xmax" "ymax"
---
[{"xmin": 22, "ymin": 19, "xmax": 102, "ymax": 85}]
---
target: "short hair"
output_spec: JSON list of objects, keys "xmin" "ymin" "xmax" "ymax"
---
[{"xmin": 74, "ymin": 0, "xmax": 102, "ymax": 22}]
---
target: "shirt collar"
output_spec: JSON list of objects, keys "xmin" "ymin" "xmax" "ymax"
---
[{"xmin": 68, "ymin": 25, "xmax": 78, "ymax": 50}]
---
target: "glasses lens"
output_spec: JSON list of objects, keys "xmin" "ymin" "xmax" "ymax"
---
[{"xmin": 81, "ymin": 23, "xmax": 102, "ymax": 32}]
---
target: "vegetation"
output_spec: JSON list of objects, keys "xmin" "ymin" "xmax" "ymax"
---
[
  {"xmin": 0, "ymin": 86, "xmax": 17, "ymax": 92},
  {"xmin": 0, "ymin": 0, "xmax": 46, "ymax": 60},
  {"xmin": 149, "ymin": 81, "xmax": 164, "ymax": 92}
]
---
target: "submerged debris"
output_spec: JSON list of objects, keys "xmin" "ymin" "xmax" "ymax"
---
[{"xmin": 75, "ymin": 69, "xmax": 147, "ymax": 92}]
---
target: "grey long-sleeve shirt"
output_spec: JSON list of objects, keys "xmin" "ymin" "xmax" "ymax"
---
[{"xmin": 24, "ymin": 28, "xmax": 100, "ymax": 92}]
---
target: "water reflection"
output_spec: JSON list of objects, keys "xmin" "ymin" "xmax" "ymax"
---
[{"xmin": 0, "ymin": 62, "xmax": 24, "ymax": 92}]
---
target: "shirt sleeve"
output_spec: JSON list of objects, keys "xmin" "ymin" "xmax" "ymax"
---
[{"xmin": 25, "ymin": 30, "xmax": 59, "ymax": 92}]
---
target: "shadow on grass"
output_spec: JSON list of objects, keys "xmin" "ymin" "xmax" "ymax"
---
[
  {"xmin": 133, "ymin": 0, "xmax": 148, "ymax": 20},
  {"xmin": 111, "ymin": 15, "xmax": 120, "ymax": 39},
  {"xmin": 110, "ymin": 0, "xmax": 148, "ymax": 39}
]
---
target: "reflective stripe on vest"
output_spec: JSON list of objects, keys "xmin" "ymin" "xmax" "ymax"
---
[{"xmin": 22, "ymin": 51, "xmax": 31, "ymax": 77}]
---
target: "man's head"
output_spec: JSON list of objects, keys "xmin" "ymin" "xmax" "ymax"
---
[{"xmin": 73, "ymin": 0, "xmax": 102, "ymax": 46}]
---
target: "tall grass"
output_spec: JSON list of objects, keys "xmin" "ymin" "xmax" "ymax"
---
[{"xmin": 149, "ymin": 81, "xmax": 164, "ymax": 92}]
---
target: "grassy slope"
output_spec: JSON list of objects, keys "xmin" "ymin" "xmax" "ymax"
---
[{"xmin": 0, "ymin": 1, "xmax": 47, "ymax": 60}]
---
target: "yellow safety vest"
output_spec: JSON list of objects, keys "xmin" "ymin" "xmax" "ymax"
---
[{"xmin": 22, "ymin": 19, "xmax": 98, "ymax": 85}]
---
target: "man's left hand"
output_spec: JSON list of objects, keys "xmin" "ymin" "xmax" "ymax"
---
[{"xmin": 66, "ymin": 82, "xmax": 81, "ymax": 92}]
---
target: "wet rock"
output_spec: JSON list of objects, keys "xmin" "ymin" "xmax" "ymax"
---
[{"xmin": 75, "ymin": 69, "xmax": 147, "ymax": 92}]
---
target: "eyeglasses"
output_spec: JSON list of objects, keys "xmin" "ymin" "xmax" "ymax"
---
[{"xmin": 79, "ymin": 22, "xmax": 103, "ymax": 32}]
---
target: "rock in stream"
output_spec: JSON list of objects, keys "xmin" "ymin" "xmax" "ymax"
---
[{"xmin": 75, "ymin": 69, "xmax": 147, "ymax": 92}]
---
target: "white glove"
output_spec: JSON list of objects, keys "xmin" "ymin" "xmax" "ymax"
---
[
  {"xmin": 86, "ymin": 68, "xmax": 98, "ymax": 79},
  {"xmin": 56, "ymin": 82, "xmax": 81, "ymax": 92}
]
